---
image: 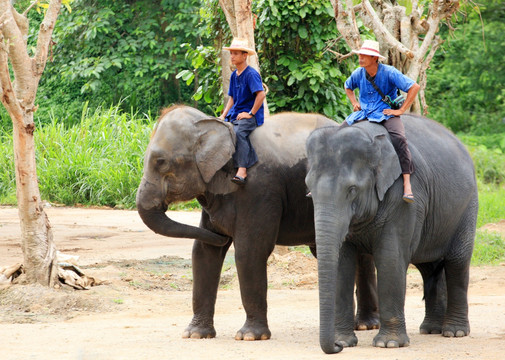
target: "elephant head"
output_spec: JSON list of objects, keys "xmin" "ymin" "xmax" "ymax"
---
[
  {"xmin": 136, "ymin": 105, "xmax": 236, "ymax": 246},
  {"xmin": 305, "ymin": 122, "xmax": 401, "ymax": 354}
]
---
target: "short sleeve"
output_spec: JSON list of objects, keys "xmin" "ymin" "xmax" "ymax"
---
[
  {"xmin": 389, "ymin": 67, "xmax": 415, "ymax": 93},
  {"xmin": 344, "ymin": 68, "xmax": 361, "ymax": 90},
  {"xmin": 247, "ymin": 70, "xmax": 264, "ymax": 94}
]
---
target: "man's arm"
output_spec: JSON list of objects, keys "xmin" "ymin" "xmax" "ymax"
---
[
  {"xmin": 383, "ymin": 83, "xmax": 420, "ymax": 116},
  {"xmin": 237, "ymin": 90, "xmax": 266, "ymax": 120},
  {"xmin": 219, "ymin": 96, "xmax": 234, "ymax": 120},
  {"xmin": 345, "ymin": 88, "xmax": 361, "ymax": 112}
]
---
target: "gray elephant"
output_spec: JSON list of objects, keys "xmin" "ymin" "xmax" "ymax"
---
[
  {"xmin": 136, "ymin": 105, "xmax": 380, "ymax": 341},
  {"xmin": 305, "ymin": 115, "xmax": 477, "ymax": 354}
]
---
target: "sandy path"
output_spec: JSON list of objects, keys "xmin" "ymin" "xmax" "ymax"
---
[{"xmin": 1, "ymin": 207, "xmax": 505, "ymax": 359}]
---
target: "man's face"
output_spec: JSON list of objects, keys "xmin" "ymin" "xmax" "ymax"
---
[
  {"xmin": 358, "ymin": 54, "xmax": 378, "ymax": 68},
  {"xmin": 230, "ymin": 50, "xmax": 248, "ymax": 66}
]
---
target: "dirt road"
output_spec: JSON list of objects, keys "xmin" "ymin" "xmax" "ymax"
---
[{"xmin": 1, "ymin": 206, "xmax": 505, "ymax": 359}]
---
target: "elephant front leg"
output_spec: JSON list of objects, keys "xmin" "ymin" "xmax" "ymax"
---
[
  {"xmin": 335, "ymin": 242, "xmax": 359, "ymax": 347},
  {"xmin": 182, "ymin": 240, "xmax": 231, "ymax": 339},
  {"xmin": 373, "ymin": 254, "xmax": 410, "ymax": 348},
  {"xmin": 234, "ymin": 244, "xmax": 272, "ymax": 341}
]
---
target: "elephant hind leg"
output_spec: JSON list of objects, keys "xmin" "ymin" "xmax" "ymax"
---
[
  {"xmin": 441, "ymin": 259, "xmax": 471, "ymax": 337},
  {"xmin": 354, "ymin": 253, "xmax": 380, "ymax": 330},
  {"xmin": 441, "ymin": 203, "xmax": 476, "ymax": 337},
  {"xmin": 416, "ymin": 261, "xmax": 446, "ymax": 334}
]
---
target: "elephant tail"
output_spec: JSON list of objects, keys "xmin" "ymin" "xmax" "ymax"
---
[{"xmin": 422, "ymin": 259, "xmax": 445, "ymax": 301}]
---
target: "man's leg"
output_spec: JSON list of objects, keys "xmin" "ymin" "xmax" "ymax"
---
[
  {"xmin": 232, "ymin": 117, "xmax": 258, "ymax": 180},
  {"xmin": 381, "ymin": 117, "xmax": 414, "ymax": 201}
]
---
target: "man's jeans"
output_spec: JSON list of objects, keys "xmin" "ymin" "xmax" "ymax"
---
[{"xmin": 231, "ymin": 116, "xmax": 258, "ymax": 169}]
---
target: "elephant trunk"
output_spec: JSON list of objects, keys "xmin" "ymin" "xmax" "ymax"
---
[
  {"xmin": 136, "ymin": 178, "xmax": 229, "ymax": 247},
  {"xmin": 314, "ymin": 203, "xmax": 349, "ymax": 354}
]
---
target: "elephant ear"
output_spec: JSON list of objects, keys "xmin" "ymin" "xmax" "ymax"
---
[
  {"xmin": 195, "ymin": 118, "xmax": 236, "ymax": 183},
  {"xmin": 372, "ymin": 134, "xmax": 402, "ymax": 201}
]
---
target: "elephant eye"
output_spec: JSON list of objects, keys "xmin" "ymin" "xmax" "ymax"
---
[
  {"xmin": 155, "ymin": 158, "xmax": 166, "ymax": 168},
  {"xmin": 348, "ymin": 185, "xmax": 357, "ymax": 198}
]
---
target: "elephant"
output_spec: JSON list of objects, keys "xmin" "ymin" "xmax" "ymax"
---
[
  {"xmin": 136, "ymin": 105, "xmax": 380, "ymax": 341},
  {"xmin": 305, "ymin": 115, "xmax": 478, "ymax": 354}
]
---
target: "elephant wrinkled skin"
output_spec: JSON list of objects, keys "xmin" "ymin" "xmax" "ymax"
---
[
  {"xmin": 136, "ymin": 105, "xmax": 380, "ymax": 342},
  {"xmin": 306, "ymin": 116, "xmax": 478, "ymax": 354}
]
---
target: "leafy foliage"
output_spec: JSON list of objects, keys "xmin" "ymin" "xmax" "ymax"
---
[
  {"xmin": 426, "ymin": 0, "xmax": 505, "ymax": 134},
  {"xmin": 254, "ymin": 0, "xmax": 353, "ymax": 119},
  {"xmin": 34, "ymin": 0, "xmax": 204, "ymax": 125}
]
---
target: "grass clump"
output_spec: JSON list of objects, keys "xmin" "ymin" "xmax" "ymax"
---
[
  {"xmin": 472, "ymin": 230, "xmax": 505, "ymax": 265},
  {"xmin": 35, "ymin": 105, "xmax": 152, "ymax": 208}
]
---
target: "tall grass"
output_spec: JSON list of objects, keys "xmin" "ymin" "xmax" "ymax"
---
[{"xmin": 1, "ymin": 104, "xmax": 153, "ymax": 208}]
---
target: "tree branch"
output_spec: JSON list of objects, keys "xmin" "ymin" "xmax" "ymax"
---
[
  {"xmin": 0, "ymin": 3, "xmax": 24, "ymax": 121},
  {"xmin": 22, "ymin": 0, "xmax": 39, "ymax": 17},
  {"xmin": 33, "ymin": 0, "xmax": 61, "ymax": 76},
  {"xmin": 331, "ymin": 0, "xmax": 362, "ymax": 50},
  {"xmin": 0, "ymin": 0, "xmax": 32, "ymax": 93},
  {"xmin": 361, "ymin": 0, "xmax": 414, "ymax": 59}
]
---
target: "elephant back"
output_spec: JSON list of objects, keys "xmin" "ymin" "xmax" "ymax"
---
[{"xmin": 251, "ymin": 113, "xmax": 337, "ymax": 166}]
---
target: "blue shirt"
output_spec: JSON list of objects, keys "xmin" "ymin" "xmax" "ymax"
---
[
  {"xmin": 344, "ymin": 63, "xmax": 415, "ymax": 125},
  {"xmin": 227, "ymin": 66, "xmax": 265, "ymax": 126}
]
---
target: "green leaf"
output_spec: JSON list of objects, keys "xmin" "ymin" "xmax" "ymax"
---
[
  {"xmin": 298, "ymin": 27, "xmax": 308, "ymax": 39},
  {"xmin": 287, "ymin": 75, "xmax": 296, "ymax": 86}
]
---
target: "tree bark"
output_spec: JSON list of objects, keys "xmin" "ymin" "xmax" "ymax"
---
[
  {"xmin": 219, "ymin": 0, "xmax": 269, "ymax": 116},
  {"xmin": 0, "ymin": 0, "xmax": 62, "ymax": 286},
  {"xmin": 331, "ymin": 0, "xmax": 460, "ymax": 115}
]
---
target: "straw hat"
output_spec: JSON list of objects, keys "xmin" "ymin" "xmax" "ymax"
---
[
  {"xmin": 352, "ymin": 40, "xmax": 386, "ymax": 60},
  {"xmin": 223, "ymin": 38, "xmax": 256, "ymax": 56}
]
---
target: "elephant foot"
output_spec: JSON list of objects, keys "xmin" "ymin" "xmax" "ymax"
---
[
  {"xmin": 442, "ymin": 321, "xmax": 470, "ymax": 337},
  {"xmin": 335, "ymin": 333, "xmax": 358, "ymax": 348},
  {"xmin": 355, "ymin": 311, "xmax": 380, "ymax": 331},
  {"xmin": 235, "ymin": 322, "xmax": 271, "ymax": 341},
  {"xmin": 419, "ymin": 319, "xmax": 443, "ymax": 334},
  {"xmin": 182, "ymin": 322, "xmax": 216, "ymax": 339},
  {"xmin": 373, "ymin": 332, "xmax": 410, "ymax": 348}
]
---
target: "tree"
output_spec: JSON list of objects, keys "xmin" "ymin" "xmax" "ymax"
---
[
  {"xmin": 329, "ymin": 0, "xmax": 462, "ymax": 114},
  {"xmin": 0, "ymin": 0, "xmax": 68, "ymax": 286}
]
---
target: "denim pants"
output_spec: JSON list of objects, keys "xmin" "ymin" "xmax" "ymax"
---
[{"xmin": 231, "ymin": 116, "xmax": 258, "ymax": 169}]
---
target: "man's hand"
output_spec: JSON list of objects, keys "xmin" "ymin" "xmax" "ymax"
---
[
  {"xmin": 237, "ymin": 111, "xmax": 253, "ymax": 120},
  {"xmin": 352, "ymin": 102, "xmax": 361, "ymax": 112},
  {"xmin": 383, "ymin": 108, "xmax": 404, "ymax": 116}
]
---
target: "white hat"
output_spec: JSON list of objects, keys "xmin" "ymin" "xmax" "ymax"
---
[
  {"xmin": 223, "ymin": 38, "xmax": 256, "ymax": 56},
  {"xmin": 352, "ymin": 40, "xmax": 386, "ymax": 60}
]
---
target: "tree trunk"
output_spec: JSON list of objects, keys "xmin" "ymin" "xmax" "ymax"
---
[
  {"xmin": 0, "ymin": 0, "xmax": 62, "ymax": 286},
  {"xmin": 219, "ymin": 0, "xmax": 269, "ymax": 116},
  {"xmin": 13, "ymin": 115, "xmax": 59, "ymax": 286}
]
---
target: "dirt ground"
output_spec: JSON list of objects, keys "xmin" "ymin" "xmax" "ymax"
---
[{"xmin": 1, "ymin": 206, "xmax": 505, "ymax": 360}]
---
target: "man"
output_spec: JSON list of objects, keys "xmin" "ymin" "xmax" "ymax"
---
[
  {"xmin": 344, "ymin": 39, "xmax": 420, "ymax": 203},
  {"xmin": 219, "ymin": 38, "xmax": 266, "ymax": 185}
]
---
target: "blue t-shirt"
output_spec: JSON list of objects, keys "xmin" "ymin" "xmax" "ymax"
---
[
  {"xmin": 344, "ymin": 63, "xmax": 415, "ymax": 125},
  {"xmin": 227, "ymin": 66, "xmax": 265, "ymax": 126}
]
